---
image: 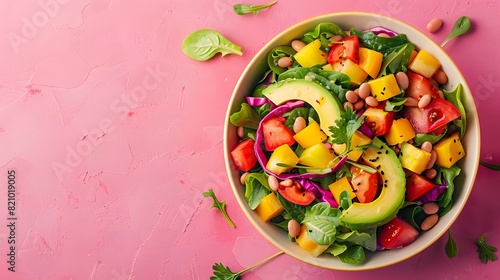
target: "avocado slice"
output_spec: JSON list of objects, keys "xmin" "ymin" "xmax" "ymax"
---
[
  {"xmin": 339, "ymin": 137, "xmax": 406, "ymax": 230},
  {"xmin": 262, "ymin": 79, "xmax": 343, "ymax": 135}
]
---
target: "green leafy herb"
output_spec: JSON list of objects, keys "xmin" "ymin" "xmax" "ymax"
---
[
  {"xmin": 445, "ymin": 230, "xmax": 458, "ymax": 259},
  {"xmin": 339, "ymin": 190, "xmax": 352, "ymax": 210},
  {"xmin": 324, "ymin": 243, "xmax": 348, "ymax": 256},
  {"xmin": 476, "ymin": 234, "xmax": 498, "ymax": 264},
  {"xmin": 301, "ymin": 22, "xmax": 347, "ymax": 51},
  {"xmin": 244, "ymin": 172, "xmax": 271, "ymax": 210},
  {"xmin": 480, "ymin": 161, "xmax": 500, "ymax": 170},
  {"xmin": 337, "ymin": 245, "xmax": 366, "ymax": 264},
  {"xmin": 378, "ymin": 43, "xmax": 415, "ymax": 77},
  {"xmin": 229, "ymin": 103, "xmax": 261, "ymax": 129},
  {"xmin": 413, "ymin": 127, "xmax": 447, "ymax": 146},
  {"xmin": 399, "ymin": 204, "xmax": 427, "ymax": 230},
  {"xmin": 267, "ymin": 45, "xmax": 296, "ymax": 75},
  {"xmin": 233, "ymin": 1, "xmax": 277, "ymax": 16},
  {"xmin": 443, "ymin": 83, "xmax": 467, "ymax": 137},
  {"xmin": 302, "ymin": 202, "xmax": 341, "ymax": 245},
  {"xmin": 182, "ymin": 29, "xmax": 242, "ymax": 61},
  {"xmin": 336, "ymin": 228, "xmax": 377, "ymax": 252},
  {"xmin": 203, "ymin": 189, "xmax": 236, "ymax": 228},
  {"xmin": 436, "ymin": 165, "xmax": 461, "ymax": 216},
  {"xmin": 276, "ymin": 193, "xmax": 307, "ymax": 223},
  {"xmin": 329, "ymin": 108, "xmax": 365, "ymax": 153},
  {"xmin": 385, "ymin": 96, "xmax": 407, "ymax": 112},
  {"xmin": 347, "ymin": 160, "xmax": 377, "ymax": 174},
  {"xmin": 350, "ymin": 29, "xmax": 409, "ymax": 53},
  {"xmin": 441, "ymin": 16, "xmax": 471, "ymax": 47},
  {"xmin": 211, "ymin": 251, "xmax": 284, "ymax": 280}
]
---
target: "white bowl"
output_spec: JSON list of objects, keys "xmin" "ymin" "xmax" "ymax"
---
[{"xmin": 223, "ymin": 12, "xmax": 480, "ymax": 270}]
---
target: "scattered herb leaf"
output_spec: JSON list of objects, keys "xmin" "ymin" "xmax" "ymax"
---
[
  {"xmin": 233, "ymin": 1, "xmax": 277, "ymax": 16},
  {"xmin": 328, "ymin": 107, "xmax": 365, "ymax": 152},
  {"xmin": 441, "ymin": 16, "xmax": 471, "ymax": 47},
  {"xmin": 203, "ymin": 189, "xmax": 236, "ymax": 228},
  {"xmin": 210, "ymin": 251, "xmax": 284, "ymax": 280},
  {"xmin": 445, "ymin": 230, "xmax": 458, "ymax": 258},
  {"xmin": 182, "ymin": 29, "xmax": 242, "ymax": 61},
  {"xmin": 475, "ymin": 234, "xmax": 498, "ymax": 264},
  {"xmin": 480, "ymin": 161, "xmax": 500, "ymax": 170}
]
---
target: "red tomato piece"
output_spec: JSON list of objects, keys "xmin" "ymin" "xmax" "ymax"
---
[
  {"xmin": 350, "ymin": 165, "xmax": 379, "ymax": 203},
  {"xmin": 230, "ymin": 139, "xmax": 257, "ymax": 172},
  {"xmin": 405, "ymin": 72, "xmax": 440, "ymax": 100},
  {"xmin": 378, "ymin": 217, "xmax": 419, "ymax": 250},
  {"xmin": 362, "ymin": 107, "xmax": 395, "ymax": 136},
  {"xmin": 405, "ymin": 170, "xmax": 436, "ymax": 202},
  {"xmin": 327, "ymin": 35, "xmax": 360, "ymax": 65},
  {"xmin": 402, "ymin": 97, "xmax": 461, "ymax": 134},
  {"xmin": 278, "ymin": 181, "xmax": 316, "ymax": 206},
  {"xmin": 262, "ymin": 117, "xmax": 296, "ymax": 151}
]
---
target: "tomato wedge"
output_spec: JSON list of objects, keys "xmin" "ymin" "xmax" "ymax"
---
[
  {"xmin": 230, "ymin": 139, "xmax": 258, "ymax": 172},
  {"xmin": 262, "ymin": 117, "xmax": 296, "ymax": 151},
  {"xmin": 402, "ymin": 97, "xmax": 461, "ymax": 134},
  {"xmin": 405, "ymin": 170, "xmax": 436, "ymax": 202},
  {"xmin": 278, "ymin": 181, "xmax": 315, "ymax": 206},
  {"xmin": 350, "ymin": 166, "xmax": 378, "ymax": 203},
  {"xmin": 405, "ymin": 72, "xmax": 440, "ymax": 100},
  {"xmin": 327, "ymin": 35, "xmax": 360, "ymax": 65},
  {"xmin": 362, "ymin": 107, "xmax": 395, "ymax": 136},
  {"xmin": 378, "ymin": 217, "xmax": 419, "ymax": 250}
]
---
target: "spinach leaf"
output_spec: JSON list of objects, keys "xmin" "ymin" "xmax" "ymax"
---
[
  {"xmin": 413, "ymin": 127, "xmax": 447, "ymax": 146},
  {"xmin": 385, "ymin": 96, "xmax": 407, "ymax": 112},
  {"xmin": 339, "ymin": 190, "xmax": 352, "ymax": 210},
  {"xmin": 324, "ymin": 243, "xmax": 348, "ymax": 256},
  {"xmin": 302, "ymin": 202, "xmax": 341, "ymax": 245},
  {"xmin": 230, "ymin": 103, "xmax": 261, "ymax": 129},
  {"xmin": 336, "ymin": 228, "xmax": 377, "ymax": 252},
  {"xmin": 182, "ymin": 29, "xmax": 242, "ymax": 61},
  {"xmin": 272, "ymin": 216, "xmax": 290, "ymax": 231},
  {"xmin": 284, "ymin": 107, "xmax": 310, "ymax": 131},
  {"xmin": 318, "ymin": 70, "xmax": 351, "ymax": 88},
  {"xmin": 301, "ymin": 22, "xmax": 347, "ymax": 51},
  {"xmin": 399, "ymin": 204, "xmax": 427, "ymax": 230},
  {"xmin": 436, "ymin": 165, "xmax": 461, "ymax": 215},
  {"xmin": 337, "ymin": 245, "xmax": 365, "ymax": 264},
  {"xmin": 252, "ymin": 85, "xmax": 267, "ymax": 97},
  {"xmin": 277, "ymin": 193, "xmax": 307, "ymax": 223},
  {"xmin": 305, "ymin": 72, "xmax": 349, "ymax": 103},
  {"xmin": 378, "ymin": 43, "xmax": 415, "ymax": 77},
  {"xmin": 244, "ymin": 172, "xmax": 271, "ymax": 210},
  {"xmin": 441, "ymin": 16, "xmax": 471, "ymax": 47},
  {"xmin": 256, "ymin": 103, "xmax": 271, "ymax": 119},
  {"xmin": 277, "ymin": 66, "xmax": 318, "ymax": 81},
  {"xmin": 241, "ymin": 127, "xmax": 256, "ymax": 141},
  {"xmin": 267, "ymin": 45, "xmax": 297, "ymax": 75},
  {"xmin": 443, "ymin": 83, "xmax": 467, "ymax": 138},
  {"xmin": 233, "ymin": 1, "xmax": 277, "ymax": 16},
  {"xmin": 350, "ymin": 29, "xmax": 409, "ymax": 53},
  {"xmin": 446, "ymin": 230, "xmax": 458, "ymax": 259}
]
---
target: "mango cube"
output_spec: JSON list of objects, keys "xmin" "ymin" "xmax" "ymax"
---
[
  {"xmin": 332, "ymin": 131, "xmax": 372, "ymax": 162},
  {"xmin": 358, "ymin": 48, "xmax": 383, "ymax": 78},
  {"xmin": 399, "ymin": 142, "xmax": 431, "ymax": 174},
  {"xmin": 329, "ymin": 176, "xmax": 356, "ymax": 204},
  {"xmin": 294, "ymin": 39, "xmax": 328, "ymax": 68},
  {"xmin": 331, "ymin": 59, "xmax": 369, "ymax": 85},
  {"xmin": 384, "ymin": 118, "xmax": 416, "ymax": 146},
  {"xmin": 293, "ymin": 121, "xmax": 327, "ymax": 148},
  {"xmin": 409, "ymin": 49, "xmax": 418, "ymax": 64},
  {"xmin": 296, "ymin": 225, "xmax": 330, "ymax": 257},
  {"xmin": 434, "ymin": 132, "xmax": 465, "ymax": 168},
  {"xmin": 266, "ymin": 144, "xmax": 299, "ymax": 175},
  {"xmin": 367, "ymin": 74, "xmax": 401, "ymax": 101},
  {"xmin": 255, "ymin": 192, "xmax": 284, "ymax": 222},
  {"xmin": 409, "ymin": 49, "xmax": 441, "ymax": 78},
  {"xmin": 299, "ymin": 143, "xmax": 335, "ymax": 169}
]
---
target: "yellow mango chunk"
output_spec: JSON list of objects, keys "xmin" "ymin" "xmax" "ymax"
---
[
  {"xmin": 399, "ymin": 142, "xmax": 431, "ymax": 174},
  {"xmin": 384, "ymin": 118, "xmax": 416, "ymax": 146},
  {"xmin": 409, "ymin": 49, "xmax": 418, "ymax": 64},
  {"xmin": 295, "ymin": 225, "xmax": 330, "ymax": 257},
  {"xmin": 299, "ymin": 143, "xmax": 335, "ymax": 169},
  {"xmin": 332, "ymin": 131, "xmax": 372, "ymax": 162},
  {"xmin": 358, "ymin": 48, "xmax": 383, "ymax": 78},
  {"xmin": 367, "ymin": 74, "xmax": 401, "ymax": 101},
  {"xmin": 331, "ymin": 59, "xmax": 369, "ymax": 85},
  {"xmin": 266, "ymin": 144, "xmax": 299, "ymax": 175},
  {"xmin": 294, "ymin": 40, "xmax": 328, "ymax": 68},
  {"xmin": 329, "ymin": 176, "xmax": 356, "ymax": 204},
  {"xmin": 255, "ymin": 192, "xmax": 284, "ymax": 222},
  {"xmin": 293, "ymin": 121, "xmax": 327, "ymax": 148},
  {"xmin": 409, "ymin": 49, "xmax": 441, "ymax": 78},
  {"xmin": 434, "ymin": 132, "xmax": 465, "ymax": 168}
]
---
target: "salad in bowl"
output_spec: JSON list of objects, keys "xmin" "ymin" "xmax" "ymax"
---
[{"xmin": 224, "ymin": 12, "xmax": 480, "ymax": 270}]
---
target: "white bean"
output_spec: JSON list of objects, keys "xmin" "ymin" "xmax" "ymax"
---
[
  {"xmin": 423, "ymin": 202, "xmax": 440, "ymax": 215},
  {"xmin": 377, "ymin": 33, "xmax": 391, "ymax": 38},
  {"xmin": 268, "ymin": 175, "xmax": 280, "ymax": 192},
  {"xmin": 418, "ymin": 94, "xmax": 432, "ymax": 108},
  {"xmin": 421, "ymin": 141, "xmax": 433, "ymax": 153},
  {"xmin": 344, "ymin": 102, "xmax": 354, "ymax": 111},
  {"xmin": 420, "ymin": 214, "xmax": 439, "ymax": 231},
  {"xmin": 291, "ymin": 40, "xmax": 306, "ymax": 52},
  {"xmin": 277, "ymin": 56, "xmax": 293, "ymax": 68},
  {"xmin": 288, "ymin": 220, "xmax": 301, "ymax": 237},
  {"xmin": 433, "ymin": 70, "xmax": 448, "ymax": 85},
  {"xmin": 353, "ymin": 99, "xmax": 365, "ymax": 111},
  {"xmin": 280, "ymin": 178, "xmax": 294, "ymax": 187},
  {"xmin": 346, "ymin": 90, "xmax": 359, "ymax": 103},
  {"xmin": 427, "ymin": 18, "xmax": 443, "ymax": 33},
  {"xmin": 240, "ymin": 172, "xmax": 249, "ymax": 185},
  {"xmin": 426, "ymin": 151, "xmax": 437, "ymax": 169},
  {"xmin": 293, "ymin": 117, "xmax": 307, "ymax": 133},
  {"xmin": 425, "ymin": 168, "xmax": 437, "ymax": 180},
  {"xmin": 358, "ymin": 83, "xmax": 371, "ymax": 99},
  {"xmin": 365, "ymin": 96, "xmax": 379, "ymax": 107},
  {"xmin": 396, "ymin": 71, "xmax": 409, "ymax": 90}
]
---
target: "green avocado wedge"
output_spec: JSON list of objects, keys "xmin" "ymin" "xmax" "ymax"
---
[
  {"xmin": 340, "ymin": 137, "xmax": 406, "ymax": 230},
  {"xmin": 262, "ymin": 79, "xmax": 343, "ymax": 135}
]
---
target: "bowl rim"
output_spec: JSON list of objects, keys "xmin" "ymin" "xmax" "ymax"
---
[{"xmin": 223, "ymin": 11, "xmax": 481, "ymax": 271}]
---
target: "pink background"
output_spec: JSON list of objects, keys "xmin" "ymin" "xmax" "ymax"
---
[{"xmin": 0, "ymin": 0, "xmax": 499, "ymax": 279}]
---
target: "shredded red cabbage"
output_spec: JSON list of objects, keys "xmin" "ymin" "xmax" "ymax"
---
[
  {"xmin": 246, "ymin": 96, "xmax": 270, "ymax": 107},
  {"xmin": 418, "ymin": 184, "xmax": 447, "ymax": 205},
  {"xmin": 358, "ymin": 123, "xmax": 375, "ymax": 139},
  {"xmin": 364, "ymin": 26, "xmax": 399, "ymax": 37},
  {"xmin": 296, "ymin": 178, "xmax": 339, "ymax": 208},
  {"xmin": 254, "ymin": 101, "xmax": 347, "ymax": 180}
]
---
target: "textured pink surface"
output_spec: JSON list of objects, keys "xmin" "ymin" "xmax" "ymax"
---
[{"xmin": 0, "ymin": 0, "xmax": 499, "ymax": 279}]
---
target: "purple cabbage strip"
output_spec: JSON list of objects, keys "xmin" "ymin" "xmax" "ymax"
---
[
  {"xmin": 418, "ymin": 184, "xmax": 447, "ymax": 205},
  {"xmin": 296, "ymin": 178, "xmax": 339, "ymax": 208},
  {"xmin": 364, "ymin": 26, "xmax": 399, "ymax": 37},
  {"xmin": 246, "ymin": 96, "xmax": 270, "ymax": 107},
  {"xmin": 358, "ymin": 123, "xmax": 375, "ymax": 139}
]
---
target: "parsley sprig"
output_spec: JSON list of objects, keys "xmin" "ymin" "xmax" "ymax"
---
[
  {"xmin": 328, "ymin": 107, "xmax": 365, "ymax": 153},
  {"xmin": 476, "ymin": 234, "xmax": 498, "ymax": 264},
  {"xmin": 203, "ymin": 189, "xmax": 236, "ymax": 228},
  {"xmin": 211, "ymin": 251, "xmax": 284, "ymax": 280}
]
